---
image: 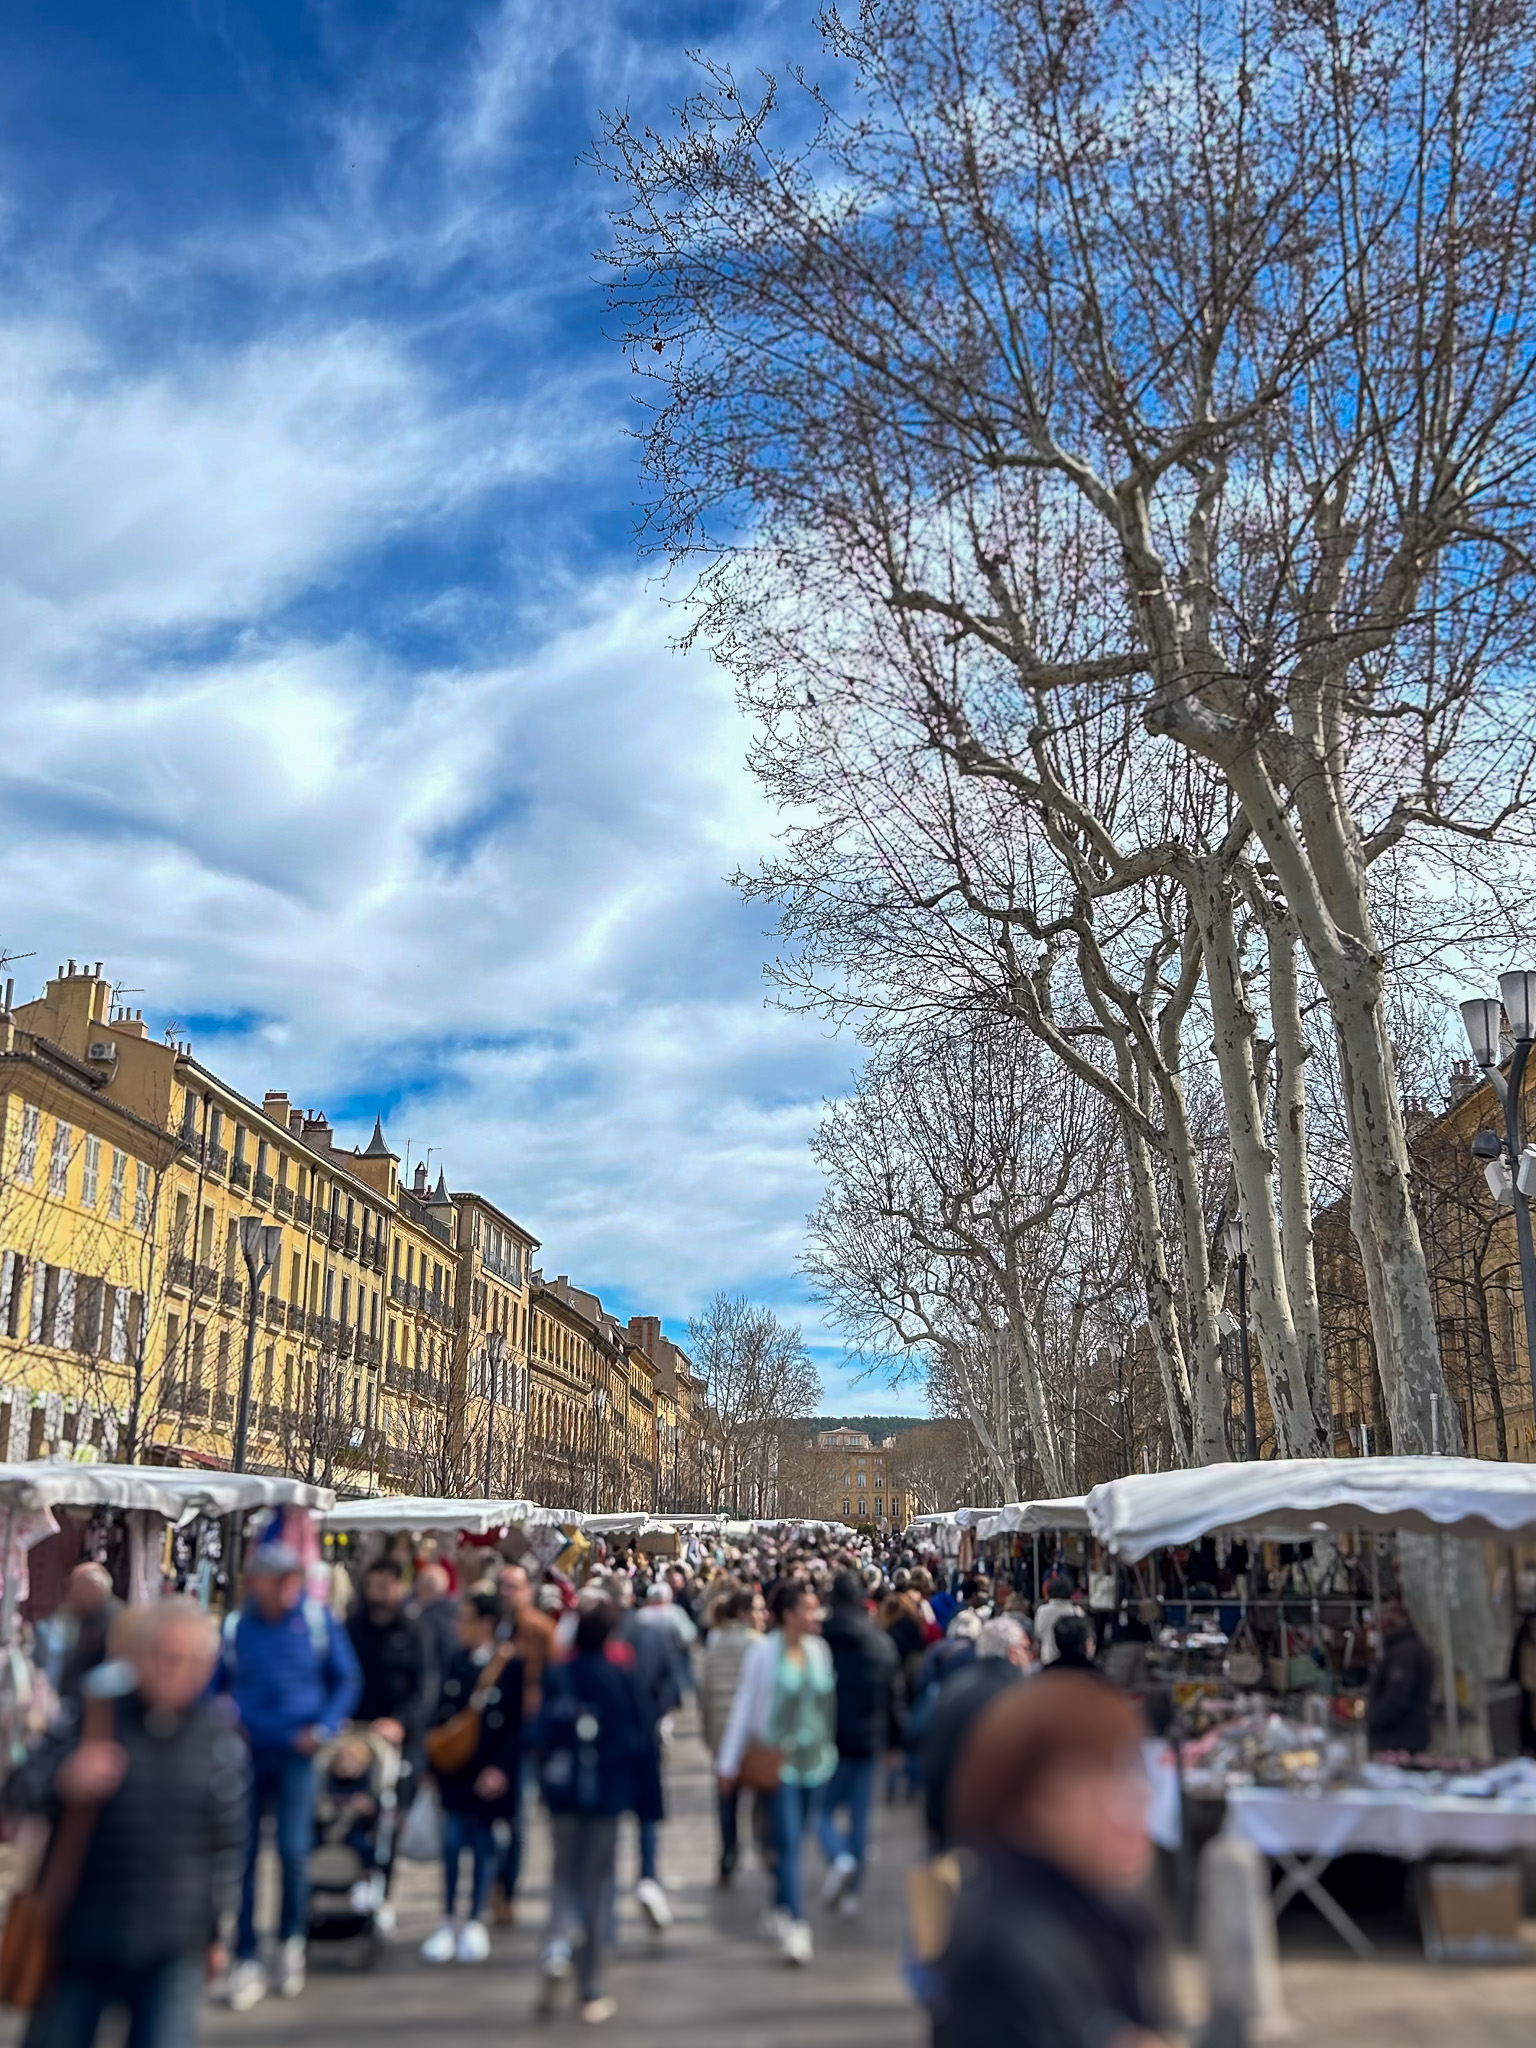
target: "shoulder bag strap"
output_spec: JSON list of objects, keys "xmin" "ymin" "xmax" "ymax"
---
[{"xmin": 36, "ymin": 1694, "xmax": 115, "ymax": 1924}]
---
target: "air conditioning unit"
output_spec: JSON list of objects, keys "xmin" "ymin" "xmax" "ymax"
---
[{"xmin": 86, "ymin": 1041, "xmax": 118, "ymax": 1064}]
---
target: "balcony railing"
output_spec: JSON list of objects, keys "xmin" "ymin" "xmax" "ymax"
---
[
  {"xmin": 265, "ymin": 1293, "xmax": 285, "ymax": 1329},
  {"xmin": 287, "ymin": 1303, "xmax": 306, "ymax": 1334},
  {"xmin": 294, "ymin": 1196, "xmax": 311, "ymax": 1226},
  {"xmin": 231, "ymin": 1159, "xmax": 251, "ymax": 1192},
  {"xmin": 219, "ymin": 1276, "xmax": 243, "ymax": 1310},
  {"xmin": 346, "ymin": 1224, "xmax": 360, "ymax": 1258},
  {"xmin": 373, "ymin": 1241, "xmax": 389, "ymax": 1275},
  {"xmin": 169, "ymin": 1255, "xmax": 218, "ymax": 1299},
  {"xmin": 273, "ymin": 1185, "xmax": 294, "ymax": 1217},
  {"xmin": 205, "ymin": 1144, "xmax": 228, "ymax": 1180},
  {"xmin": 328, "ymin": 1214, "xmax": 346, "ymax": 1251},
  {"xmin": 254, "ymin": 1172, "xmax": 274, "ymax": 1205}
]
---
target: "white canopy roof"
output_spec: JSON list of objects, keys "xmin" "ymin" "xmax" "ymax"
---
[
  {"xmin": 975, "ymin": 1496, "xmax": 1090, "ymax": 1539},
  {"xmin": 0, "ymin": 1462, "xmax": 333, "ymax": 1524},
  {"xmin": 584, "ymin": 1513, "xmax": 685, "ymax": 1541},
  {"xmin": 322, "ymin": 1496, "xmax": 574, "ymax": 1535},
  {"xmin": 1087, "ymin": 1457, "xmax": 1536, "ymax": 1561},
  {"xmin": 908, "ymin": 1506, "xmax": 998, "ymax": 1532}
]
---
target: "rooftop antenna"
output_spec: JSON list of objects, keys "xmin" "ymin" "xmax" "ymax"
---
[{"xmin": 163, "ymin": 1020, "xmax": 185, "ymax": 1047}]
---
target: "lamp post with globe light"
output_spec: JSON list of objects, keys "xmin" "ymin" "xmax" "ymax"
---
[{"xmin": 1461, "ymin": 972, "xmax": 1536, "ymax": 1422}]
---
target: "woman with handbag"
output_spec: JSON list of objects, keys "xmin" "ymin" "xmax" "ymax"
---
[
  {"xmin": 715, "ymin": 1580, "xmax": 836, "ymax": 1967},
  {"xmin": 419, "ymin": 1592, "xmax": 522, "ymax": 1966}
]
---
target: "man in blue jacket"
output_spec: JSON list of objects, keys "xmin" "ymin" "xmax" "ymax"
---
[{"xmin": 217, "ymin": 1542, "xmax": 361, "ymax": 2011}]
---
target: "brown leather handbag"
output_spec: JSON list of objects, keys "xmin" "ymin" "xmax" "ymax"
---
[
  {"xmin": 424, "ymin": 1645, "xmax": 514, "ymax": 1776},
  {"xmin": 736, "ymin": 1740, "xmax": 782, "ymax": 1794},
  {"xmin": 1, "ymin": 1695, "xmax": 115, "ymax": 2010}
]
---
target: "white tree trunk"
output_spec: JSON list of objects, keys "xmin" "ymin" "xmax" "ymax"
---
[
  {"xmin": 1121, "ymin": 1111, "xmax": 1193, "ymax": 1465},
  {"xmin": 1190, "ymin": 865, "xmax": 1328, "ymax": 1456},
  {"xmin": 1265, "ymin": 909, "xmax": 1329, "ymax": 1436}
]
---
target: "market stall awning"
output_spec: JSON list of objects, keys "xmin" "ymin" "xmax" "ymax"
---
[
  {"xmin": 975, "ymin": 1496, "xmax": 1090, "ymax": 1539},
  {"xmin": 1087, "ymin": 1457, "xmax": 1536, "ymax": 1561},
  {"xmin": 322, "ymin": 1496, "xmax": 575, "ymax": 1535},
  {"xmin": 0, "ymin": 1462, "xmax": 334, "ymax": 1523}
]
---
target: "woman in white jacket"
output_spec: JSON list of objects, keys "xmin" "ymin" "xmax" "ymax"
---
[{"xmin": 715, "ymin": 1580, "xmax": 836, "ymax": 1965}]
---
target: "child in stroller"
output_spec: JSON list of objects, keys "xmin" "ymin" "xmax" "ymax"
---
[{"xmin": 307, "ymin": 1728, "xmax": 402, "ymax": 1958}]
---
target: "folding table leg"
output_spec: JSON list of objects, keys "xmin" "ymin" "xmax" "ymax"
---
[{"xmin": 1270, "ymin": 1852, "xmax": 1377, "ymax": 1958}]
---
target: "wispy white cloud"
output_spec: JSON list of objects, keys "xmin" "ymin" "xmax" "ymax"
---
[{"xmin": 0, "ymin": 0, "xmax": 897, "ymax": 1396}]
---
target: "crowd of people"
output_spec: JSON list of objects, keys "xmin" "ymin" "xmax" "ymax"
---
[{"xmin": 0, "ymin": 1527, "xmax": 1215, "ymax": 2048}]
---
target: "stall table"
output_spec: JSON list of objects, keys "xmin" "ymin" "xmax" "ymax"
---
[{"xmin": 1225, "ymin": 1784, "xmax": 1536, "ymax": 1957}]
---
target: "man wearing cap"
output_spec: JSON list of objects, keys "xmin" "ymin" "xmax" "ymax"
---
[{"xmin": 218, "ymin": 1542, "xmax": 361, "ymax": 2011}]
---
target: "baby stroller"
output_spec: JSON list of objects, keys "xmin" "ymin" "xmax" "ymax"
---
[{"xmin": 307, "ymin": 1729, "xmax": 403, "ymax": 1963}]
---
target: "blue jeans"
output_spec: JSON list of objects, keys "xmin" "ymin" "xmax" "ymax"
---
[
  {"xmin": 441, "ymin": 1808, "xmax": 496, "ymax": 1921},
  {"xmin": 769, "ymin": 1780, "xmax": 825, "ymax": 1921},
  {"xmin": 236, "ymin": 1749, "xmax": 314, "ymax": 1959},
  {"xmin": 24, "ymin": 1956, "xmax": 204, "ymax": 2048},
  {"xmin": 817, "ymin": 1756, "xmax": 876, "ymax": 1880},
  {"xmin": 495, "ymin": 1759, "xmax": 532, "ymax": 1899}
]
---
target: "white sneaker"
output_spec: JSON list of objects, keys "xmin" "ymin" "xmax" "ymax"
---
[
  {"xmin": 455, "ymin": 1919, "xmax": 490, "ymax": 1963},
  {"xmin": 758, "ymin": 1906, "xmax": 791, "ymax": 1944},
  {"xmin": 781, "ymin": 1917, "xmax": 814, "ymax": 1966},
  {"xmin": 819, "ymin": 1850, "xmax": 858, "ymax": 1908},
  {"xmin": 375, "ymin": 1901, "xmax": 397, "ymax": 1937},
  {"xmin": 421, "ymin": 1919, "xmax": 458, "ymax": 1964},
  {"xmin": 276, "ymin": 1938, "xmax": 306, "ymax": 1999},
  {"xmin": 635, "ymin": 1876, "xmax": 673, "ymax": 1931},
  {"xmin": 537, "ymin": 1943, "xmax": 572, "ymax": 2015},
  {"xmin": 224, "ymin": 1960, "xmax": 267, "ymax": 2012}
]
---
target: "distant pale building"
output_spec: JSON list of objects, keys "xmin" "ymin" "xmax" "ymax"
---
[{"xmin": 808, "ymin": 1427, "xmax": 906, "ymax": 1531}]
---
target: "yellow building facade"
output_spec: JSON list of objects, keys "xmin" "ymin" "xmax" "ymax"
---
[{"xmin": 0, "ymin": 961, "xmax": 698, "ymax": 1501}]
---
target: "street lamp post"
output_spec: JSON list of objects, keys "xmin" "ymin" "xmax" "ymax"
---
[
  {"xmin": 1224, "ymin": 1215, "xmax": 1258, "ymax": 1461},
  {"xmin": 234, "ymin": 1218, "xmax": 284, "ymax": 1474},
  {"xmin": 1461, "ymin": 974, "xmax": 1536, "ymax": 1425},
  {"xmin": 482, "ymin": 1331, "xmax": 506, "ymax": 1496},
  {"xmin": 590, "ymin": 1385, "xmax": 610, "ymax": 1512}
]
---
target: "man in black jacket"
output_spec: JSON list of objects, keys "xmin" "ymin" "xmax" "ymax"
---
[
  {"xmin": 817, "ymin": 1570, "xmax": 902, "ymax": 1913},
  {"xmin": 921, "ymin": 1615, "xmax": 1033, "ymax": 1851},
  {"xmin": 1367, "ymin": 1601, "xmax": 1435, "ymax": 1755},
  {"xmin": 9, "ymin": 1598, "xmax": 248, "ymax": 2048},
  {"xmin": 347, "ymin": 1560, "xmax": 430, "ymax": 1762}
]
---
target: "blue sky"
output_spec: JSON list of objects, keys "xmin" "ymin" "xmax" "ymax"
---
[{"xmin": 0, "ymin": 0, "xmax": 920, "ymax": 1415}]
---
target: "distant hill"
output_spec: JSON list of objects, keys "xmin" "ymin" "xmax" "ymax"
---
[{"xmin": 801, "ymin": 1414, "xmax": 931, "ymax": 1439}]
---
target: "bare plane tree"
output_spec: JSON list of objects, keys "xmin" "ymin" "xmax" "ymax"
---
[{"xmin": 596, "ymin": 0, "xmax": 1536, "ymax": 1458}]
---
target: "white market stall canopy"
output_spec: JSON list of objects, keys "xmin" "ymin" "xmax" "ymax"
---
[
  {"xmin": 1087, "ymin": 1457, "xmax": 1536, "ymax": 1562},
  {"xmin": 584, "ymin": 1513, "xmax": 686, "ymax": 1543},
  {"xmin": 976, "ymin": 1496, "xmax": 1091, "ymax": 1540},
  {"xmin": 323, "ymin": 1496, "xmax": 574, "ymax": 1536},
  {"xmin": 909, "ymin": 1506, "xmax": 998, "ymax": 1532},
  {"xmin": 0, "ymin": 1462, "xmax": 333, "ymax": 1525}
]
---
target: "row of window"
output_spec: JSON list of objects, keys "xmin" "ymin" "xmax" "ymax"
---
[
  {"xmin": 14, "ymin": 1107, "xmax": 150, "ymax": 1228},
  {"xmin": 0, "ymin": 1252, "xmax": 143, "ymax": 1363},
  {"xmin": 843, "ymin": 1498, "xmax": 886, "ymax": 1518}
]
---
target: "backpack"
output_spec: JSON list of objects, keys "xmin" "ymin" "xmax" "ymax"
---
[{"xmin": 538, "ymin": 1674, "xmax": 608, "ymax": 1814}]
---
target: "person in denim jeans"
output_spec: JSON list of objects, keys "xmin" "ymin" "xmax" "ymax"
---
[
  {"xmin": 9, "ymin": 1599, "xmax": 247, "ymax": 2048},
  {"xmin": 817, "ymin": 1569, "xmax": 903, "ymax": 1914},
  {"xmin": 716, "ymin": 1581, "xmax": 836, "ymax": 1967},
  {"xmin": 420, "ymin": 1592, "xmax": 523, "ymax": 1966},
  {"xmin": 215, "ymin": 1543, "xmax": 361, "ymax": 2012}
]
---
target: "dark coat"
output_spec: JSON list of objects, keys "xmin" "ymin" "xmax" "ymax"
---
[
  {"xmin": 616, "ymin": 1609, "xmax": 686, "ymax": 1720},
  {"xmin": 822, "ymin": 1601, "xmax": 903, "ymax": 1760},
  {"xmin": 414, "ymin": 1595, "xmax": 461, "ymax": 1710},
  {"xmin": 531, "ymin": 1647, "xmax": 662, "ymax": 1822},
  {"xmin": 428, "ymin": 1646, "xmax": 524, "ymax": 1816},
  {"xmin": 921, "ymin": 1660, "xmax": 1022, "ymax": 1850},
  {"xmin": 935, "ymin": 1845, "xmax": 1165, "ymax": 2048},
  {"xmin": 8, "ymin": 1687, "xmax": 248, "ymax": 1969},
  {"xmin": 1367, "ymin": 1624, "xmax": 1435, "ymax": 1754},
  {"xmin": 347, "ymin": 1601, "xmax": 431, "ymax": 1747}
]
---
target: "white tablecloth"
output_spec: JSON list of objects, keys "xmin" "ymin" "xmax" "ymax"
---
[{"xmin": 1227, "ymin": 1785, "xmax": 1536, "ymax": 1860}]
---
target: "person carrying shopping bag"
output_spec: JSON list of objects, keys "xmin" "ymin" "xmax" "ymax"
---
[{"xmin": 715, "ymin": 1580, "xmax": 836, "ymax": 1967}]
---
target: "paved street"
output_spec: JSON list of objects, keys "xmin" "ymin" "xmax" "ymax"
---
[{"xmin": 8, "ymin": 1712, "xmax": 1536, "ymax": 2047}]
